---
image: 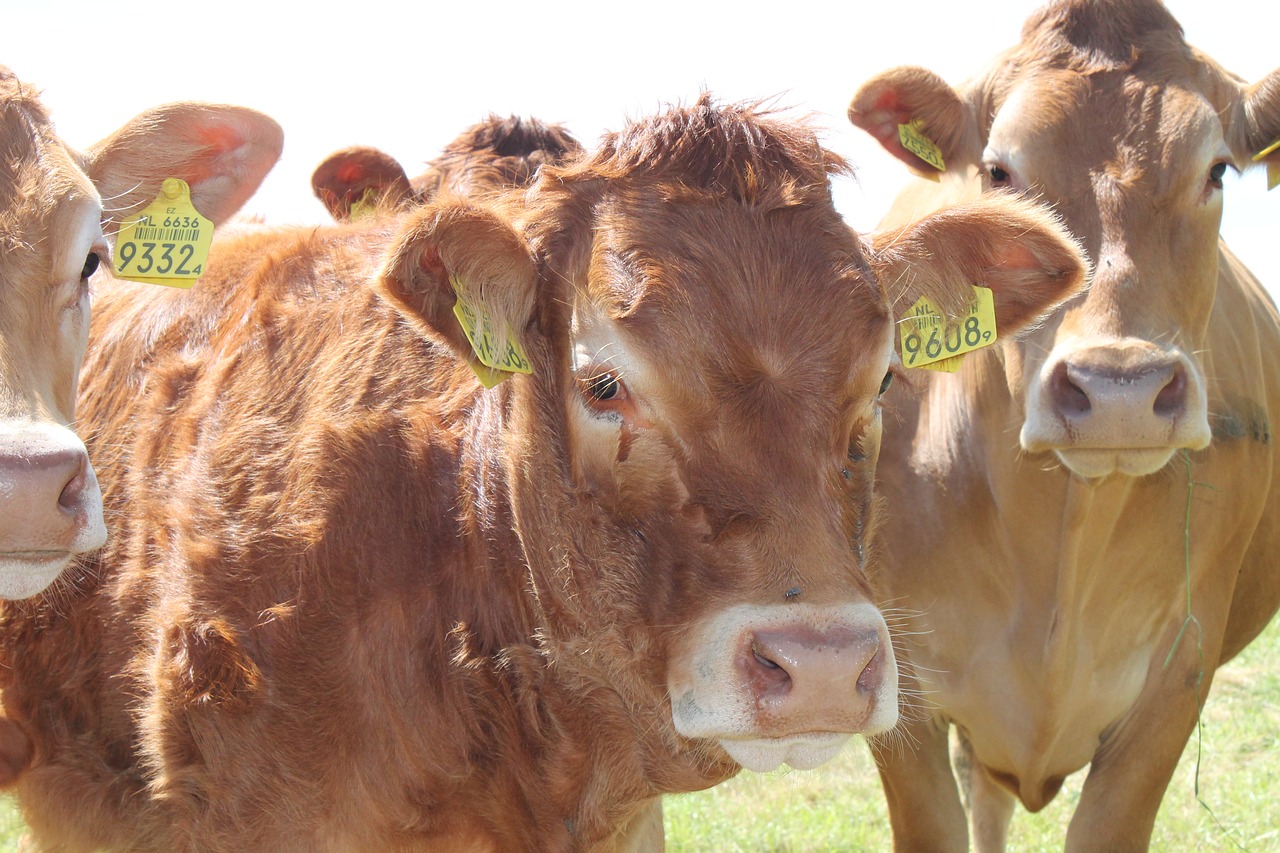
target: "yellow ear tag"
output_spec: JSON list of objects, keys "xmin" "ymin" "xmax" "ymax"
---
[
  {"xmin": 1253, "ymin": 139, "xmax": 1280, "ymax": 191},
  {"xmin": 114, "ymin": 178, "xmax": 214, "ymax": 288},
  {"xmin": 899, "ymin": 285, "xmax": 997, "ymax": 371},
  {"xmin": 450, "ymin": 274, "xmax": 533, "ymax": 388},
  {"xmin": 348, "ymin": 187, "xmax": 381, "ymax": 221},
  {"xmin": 898, "ymin": 119, "xmax": 945, "ymax": 179}
]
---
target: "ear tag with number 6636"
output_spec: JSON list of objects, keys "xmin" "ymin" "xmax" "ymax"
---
[
  {"xmin": 899, "ymin": 285, "xmax": 998, "ymax": 372},
  {"xmin": 114, "ymin": 178, "xmax": 213, "ymax": 288}
]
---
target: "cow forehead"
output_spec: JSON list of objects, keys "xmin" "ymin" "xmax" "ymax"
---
[
  {"xmin": 989, "ymin": 72, "xmax": 1225, "ymax": 199},
  {"xmin": 579, "ymin": 195, "xmax": 891, "ymax": 401},
  {"xmin": 1, "ymin": 101, "xmax": 101, "ymax": 298}
]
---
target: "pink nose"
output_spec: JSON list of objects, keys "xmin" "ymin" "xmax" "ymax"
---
[
  {"xmin": 0, "ymin": 445, "xmax": 92, "ymax": 550},
  {"xmin": 744, "ymin": 624, "xmax": 884, "ymax": 728},
  {"xmin": 1046, "ymin": 354, "xmax": 1189, "ymax": 443}
]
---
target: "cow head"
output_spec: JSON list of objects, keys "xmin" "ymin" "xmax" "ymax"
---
[
  {"xmin": 0, "ymin": 68, "xmax": 282, "ymax": 598},
  {"xmin": 377, "ymin": 96, "xmax": 1084, "ymax": 779},
  {"xmin": 851, "ymin": 0, "xmax": 1280, "ymax": 479},
  {"xmin": 311, "ymin": 146, "xmax": 413, "ymax": 221},
  {"xmin": 312, "ymin": 116, "xmax": 582, "ymax": 221}
]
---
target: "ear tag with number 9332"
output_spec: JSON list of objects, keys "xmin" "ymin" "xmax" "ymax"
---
[
  {"xmin": 114, "ymin": 178, "xmax": 213, "ymax": 288},
  {"xmin": 899, "ymin": 286, "xmax": 997, "ymax": 372}
]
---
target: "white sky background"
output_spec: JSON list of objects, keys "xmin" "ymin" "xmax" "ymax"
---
[{"xmin": 6, "ymin": 1, "xmax": 1277, "ymax": 292}]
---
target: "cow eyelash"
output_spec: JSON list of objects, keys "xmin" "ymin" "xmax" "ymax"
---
[
  {"xmin": 583, "ymin": 371, "xmax": 626, "ymax": 402},
  {"xmin": 81, "ymin": 251, "xmax": 101, "ymax": 280},
  {"xmin": 1207, "ymin": 161, "xmax": 1231, "ymax": 190},
  {"xmin": 987, "ymin": 163, "xmax": 1013, "ymax": 188}
]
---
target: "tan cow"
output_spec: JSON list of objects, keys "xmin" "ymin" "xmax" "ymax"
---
[
  {"xmin": 311, "ymin": 114, "xmax": 581, "ymax": 219},
  {"xmin": 0, "ymin": 96, "xmax": 1084, "ymax": 851},
  {"xmin": 0, "ymin": 67, "xmax": 281, "ymax": 600},
  {"xmin": 848, "ymin": 0, "xmax": 1280, "ymax": 849}
]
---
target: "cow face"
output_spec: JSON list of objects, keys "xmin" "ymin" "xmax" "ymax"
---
[
  {"xmin": 0, "ymin": 76, "xmax": 106, "ymax": 599},
  {"xmin": 851, "ymin": 0, "xmax": 1280, "ymax": 479},
  {"xmin": 378, "ymin": 98, "xmax": 1086, "ymax": 777},
  {"xmin": 0, "ymin": 69, "xmax": 282, "ymax": 599}
]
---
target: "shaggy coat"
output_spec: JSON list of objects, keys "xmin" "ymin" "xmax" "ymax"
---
[{"xmin": 1, "ymin": 97, "xmax": 1084, "ymax": 851}]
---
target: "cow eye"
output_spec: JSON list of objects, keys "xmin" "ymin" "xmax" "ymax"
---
[
  {"xmin": 878, "ymin": 371, "xmax": 893, "ymax": 396},
  {"xmin": 988, "ymin": 164, "xmax": 1011, "ymax": 186},
  {"xmin": 1208, "ymin": 161, "xmax": 1229, "ymax": 189},
  {"xmin": 583, "ymin": 371, "xmax": 626, "ymax": 402},
  {"xmin": 81, "ymin": 252, "xmax": 101, "ymax": 279}
]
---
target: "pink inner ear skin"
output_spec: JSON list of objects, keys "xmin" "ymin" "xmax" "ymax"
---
[
  {"xmin": 418, "ymin": 246, "xmax": 444, "ymax": 277},
  {"xmin": 337, "ymin": 163, "xmax": 365, "ymax": 184},
  {"xmin": 858, "ymin": 90, "xmax": 936, "ymax": 172},
  {"xmin": 198, "ymin": 123, "xmax": 248, "ymax": 154}
]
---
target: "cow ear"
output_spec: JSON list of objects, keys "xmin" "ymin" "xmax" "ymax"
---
[
  {"xmin": 86, "ymin": 103, "xmax": 283, "ymax": 228},
  {"xmin": 1242, "ymin": 68, "xmax": 1280, "ymax": 179},
  {"xmin": 311, "ymin": 146, "xmax": 413, "ymax": 221},
  {"xmin": 870, "ymin": 194, "xmax": 1089, "ymax": 334},
  {"xmin": 849, "ymin": 66, "xmax": 982, "ymax": 176},
  {"xmin": 377, "ymin": 199, "xmax": 538, "ymax": 366}
]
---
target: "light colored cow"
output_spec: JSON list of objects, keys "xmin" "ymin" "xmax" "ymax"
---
[
  {"xmin": 0, "ymin": 67, "xmax": 281, "ymax": 600},
  {"xmin": 848, "ymin": 0, "xmax": 1280, "ymax": 850}
]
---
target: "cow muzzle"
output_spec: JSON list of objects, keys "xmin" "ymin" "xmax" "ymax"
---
[
  {"xmin": 0, "ymin": 422, "xmax": 106, "ymax": 598},
  {"xmin": 667, "ymin": 602, "xmax": 898, "ymax": 772},
  {"xmin": 1020, "ymin": 339, "xmax": 1210, "ymax": 478}
]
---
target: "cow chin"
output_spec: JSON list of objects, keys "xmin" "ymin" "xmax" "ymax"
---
[
  {"xmin": 1052, "ymin": 447, "xmax": 1180, "ymax": 480},
  {"xmin": 0, "ymin": 552, "xmax": 74, "ymax": 599},
  {"xmin": 717, "ymin": 732, "xmax": 852, "ymax": 773}
]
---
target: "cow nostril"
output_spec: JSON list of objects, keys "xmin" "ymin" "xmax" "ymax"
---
[
  {"xmin": 1153, "ymin": 365, "xmax": 1187, "ymax": 418},
  {"xmin": 56, "ymin": 456, "xmax": 90, "ymax": 514},
  {"xmin": 1051, "ymin": 362, "xmax": 1091, "ymax": 417},
  {"xmin": 746, "ymin": 641, "xmax": 792, "ymax": 700},
  {"xmin": 856, "ymin": 647, "xmax": 882, "ymax": 695},
  {"xmin": 752, "ymin": 644, "xmax": 781, "ymax": 670}
]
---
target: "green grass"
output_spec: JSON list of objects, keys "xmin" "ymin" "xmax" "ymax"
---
[
  {"xmin": 664, "ymin": 615, "xmax": 1280, "ymax": 852},
  {"xmin": 0, "ymin": 619, "xmax": 1275, "ymax": 851}
]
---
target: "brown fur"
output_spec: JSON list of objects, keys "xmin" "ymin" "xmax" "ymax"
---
[{"xmin": 0, "ymin": 95, "xmax": 1085, "ymax": 851}]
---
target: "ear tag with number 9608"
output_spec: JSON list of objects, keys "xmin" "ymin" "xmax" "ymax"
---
[
  {"xmin": 899, "ymin": 285, "xmax": 997, "ymax": 371},
  {"xmin": 451, "ymin": 274, "xmax": 533, "ymax": 388},
  {"xmin": 114, "ymin": 178, "xmax": 213, "ymax": 288}
]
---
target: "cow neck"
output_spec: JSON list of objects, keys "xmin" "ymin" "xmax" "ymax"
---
[{"xmin": 484, "ymin": 371, "xmax": 728, "ymax": 832}]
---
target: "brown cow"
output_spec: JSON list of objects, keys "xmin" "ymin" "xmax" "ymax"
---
[
  {"xmin": 0, "ymin": 96, "xmax": 1084, "ymax": 851},
  {"xmin": 848, "ymin": 0, "xmax": 1280, "ymax": 849},
  {"xmin": 311, "ymin": 114, "xmax": 581, "ymax": 220},
  {"xmin": 0, "ymin": 67, "xmax": 281, "ymax": 600}
]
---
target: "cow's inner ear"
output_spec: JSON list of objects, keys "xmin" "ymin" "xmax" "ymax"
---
[
  {"xmin": 377, "ymin": 200, "xmax": 539, "ymax": 372},
  {"xmin": 849, "ymin": 66, "xmax": 983, "ymax": 175},
  {"xmin": 870, "ymin": 194, "xmax": 1089, "ymax": 337}
]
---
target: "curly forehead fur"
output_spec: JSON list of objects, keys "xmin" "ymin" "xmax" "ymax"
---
[
  {"xmin": 1018, "ymin": 0, "xmax": 1187, "ymax": 74},
  {"xmin": 547, "ymin": 93, "xmax": 848, "ymax": 205}
]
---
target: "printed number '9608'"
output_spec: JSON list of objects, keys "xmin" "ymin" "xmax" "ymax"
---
[{"xmin": 903, "ymin": 315, "xmax": 992, "ymax": 365}]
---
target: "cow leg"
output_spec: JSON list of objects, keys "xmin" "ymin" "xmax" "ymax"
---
[
  {"xmin": 953, "ymin": 730, "xmax": 1014, "ymax": 853},
  {"xmin": 1065, "ymin": 621, "xmax": 1227, "ymax": 852},
  {"xmin": 871, "ymin": 716, "xmax": 968, "ymax": 853}
]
